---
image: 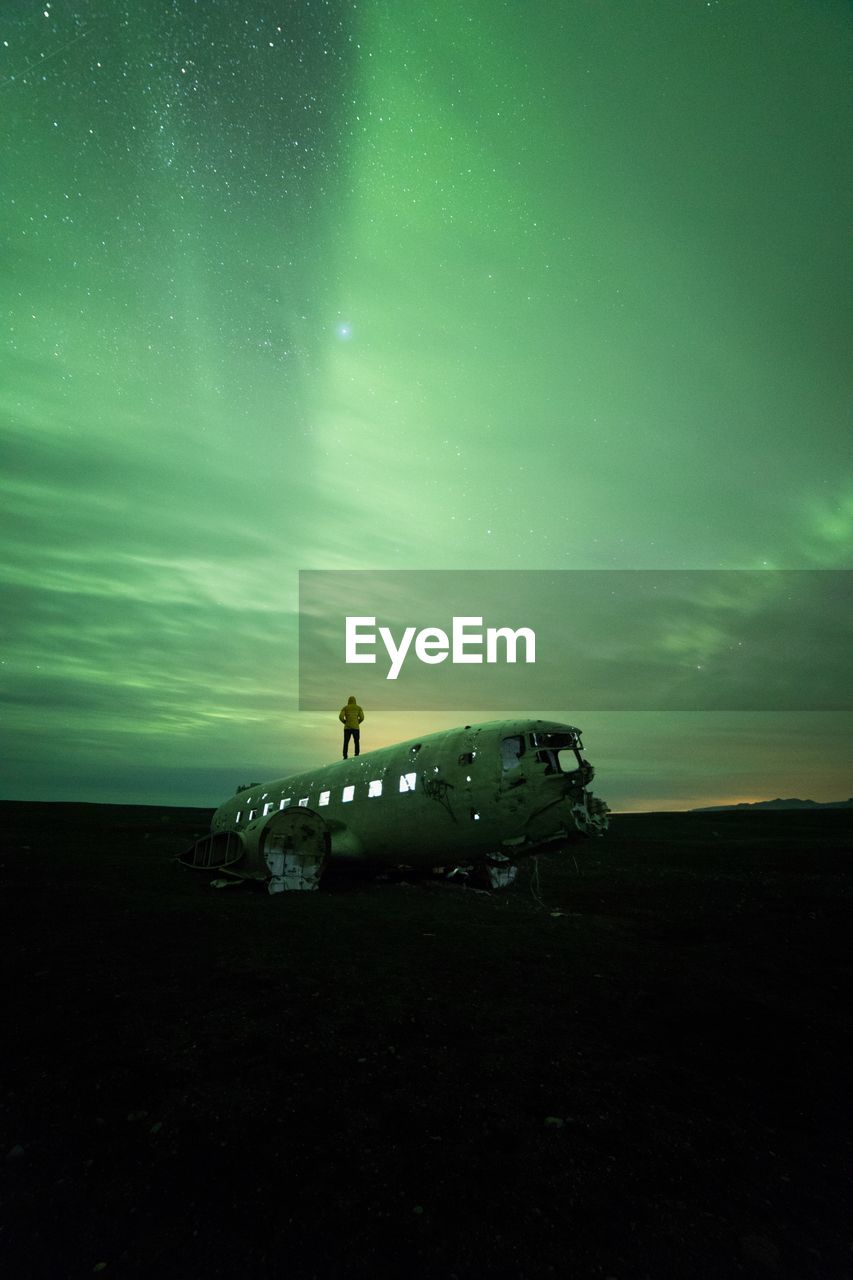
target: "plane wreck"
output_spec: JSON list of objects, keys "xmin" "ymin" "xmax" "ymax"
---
[{"xmin": 178, "ymin": 719, "xmax": 609, "ymax": 891}]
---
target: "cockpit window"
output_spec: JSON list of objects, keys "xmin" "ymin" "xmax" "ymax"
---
[
  {"xmin": 528, "ymin": 731, "xmax": 577, "ymax": 750},
  {"xmin": 557, "ymin": 748, "xmax": 583, "ymax": 774},
  {"xmin": 526, "ymin": 731, "xmax": 583, "ymax": 774},
  {"xmin": 501, "ymin": 736, "xmax": 525, "ymax": 771}
]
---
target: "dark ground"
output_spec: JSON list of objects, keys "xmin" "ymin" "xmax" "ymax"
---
[{"xmin": 1, "ymin": 804, "xmax": 851, "ymax": 1280}]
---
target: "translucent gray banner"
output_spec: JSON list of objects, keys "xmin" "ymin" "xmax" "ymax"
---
[{"xmin": 298, "ymin": 570, "xmax": 851, "ymax": 711}]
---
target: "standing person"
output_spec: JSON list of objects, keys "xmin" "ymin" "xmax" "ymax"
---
[{"xmin": 339, "ymin": 695, "xmax": 364, "ymax": 759}]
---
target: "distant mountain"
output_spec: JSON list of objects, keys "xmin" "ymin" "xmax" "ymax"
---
[{"xmin": 692, "ymin": 798, "xmax": 853, "ymax": 812}]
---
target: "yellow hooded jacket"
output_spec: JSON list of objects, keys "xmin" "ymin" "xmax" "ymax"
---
[{"xmin": 339, "ymin": 697, "xmax": 364, "ymax": 729}]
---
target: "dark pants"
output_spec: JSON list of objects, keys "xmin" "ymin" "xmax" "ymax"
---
[{"xmin": 343, "ymin": 727, "xmax": 360, "ymax": 758}]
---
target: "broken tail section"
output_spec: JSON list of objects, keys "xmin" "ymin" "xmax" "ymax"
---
[{"xmin": 178, "ymin": 807, "xmax": 330, "ymax": 892}]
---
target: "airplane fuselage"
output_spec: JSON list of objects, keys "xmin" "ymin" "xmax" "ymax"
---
[{"xmin": 199, "ymin": 719, "xmax": 608, "ymax": 881}]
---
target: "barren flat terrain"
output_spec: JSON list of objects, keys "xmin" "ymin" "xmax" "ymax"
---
[{"xmin": 1, "ymin": 803, "xmax": 850, "ymax": 1279}]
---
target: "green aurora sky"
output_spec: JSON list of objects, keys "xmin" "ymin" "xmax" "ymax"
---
[{"xmin": 3, "ymin": 0, "xmax": 851, "ymax": 810}]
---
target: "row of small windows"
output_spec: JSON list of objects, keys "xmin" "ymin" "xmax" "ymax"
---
[{"xmin": 236, "ymin": 772, "xmax": 418, "ymax": 824}]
